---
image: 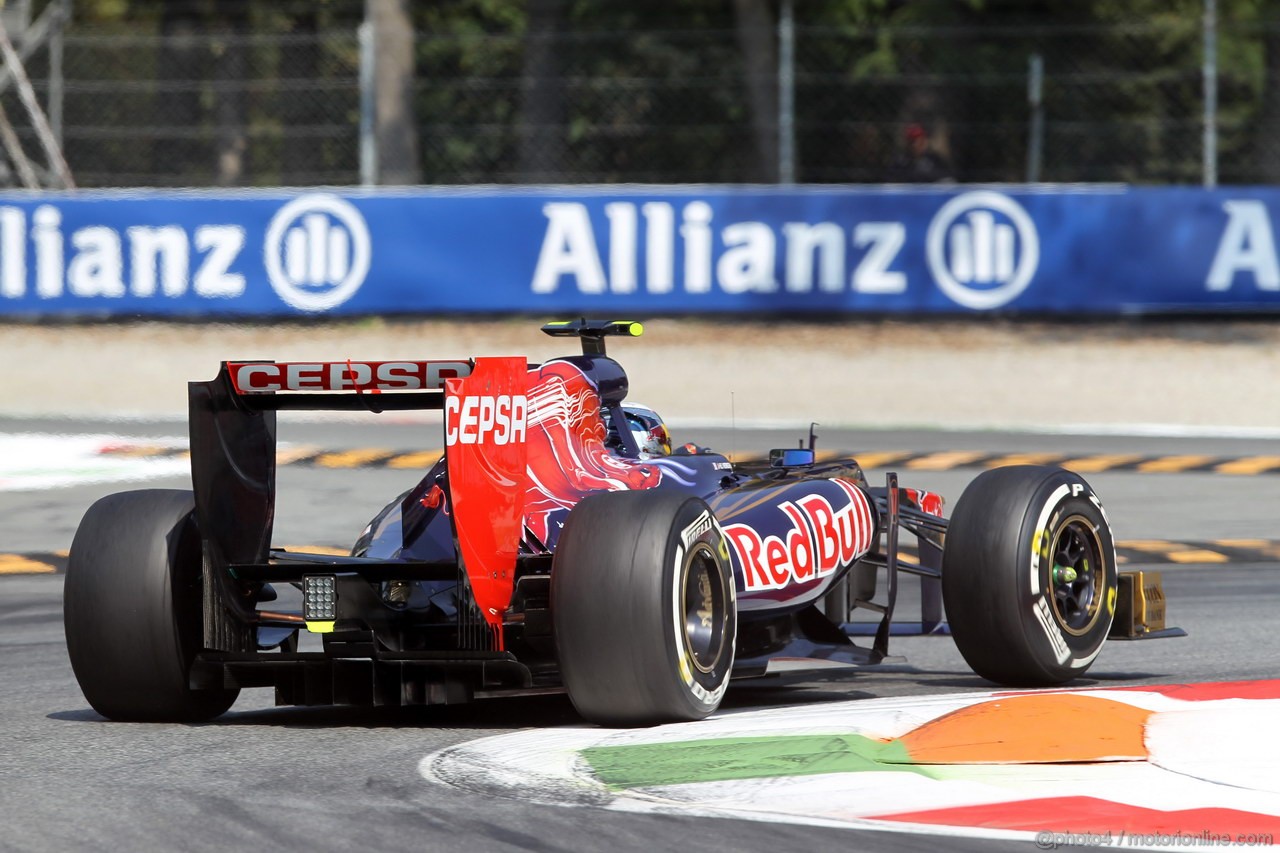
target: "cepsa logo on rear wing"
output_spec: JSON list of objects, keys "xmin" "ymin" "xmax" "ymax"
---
[
  {"xmin": 227, "ymin": 360, "xmax": 473, "ymax": 394},
  {"xmin": 445, "ymin": 394, "xmax": 528, "ymax": 447}
]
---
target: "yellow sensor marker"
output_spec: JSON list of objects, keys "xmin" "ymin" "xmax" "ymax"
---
[{"xmin": 304, "ymin": 621, "xmax": 336, "ymax": 634}]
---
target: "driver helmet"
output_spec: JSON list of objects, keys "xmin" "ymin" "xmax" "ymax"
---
[{"xmin": 607, "ymin": 404, "xmax": 672, "ymax": 458}]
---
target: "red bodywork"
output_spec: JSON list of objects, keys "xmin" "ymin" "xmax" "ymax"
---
[
  {"xmin": 444, "ymin": 357, "xmax": 529, "ymax": 649},
  {"xmin": 444, "ymin": 356, "xmax": 670, "ymax": 647}
]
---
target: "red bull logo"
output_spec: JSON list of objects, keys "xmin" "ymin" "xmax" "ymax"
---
[{"xmin": 724, "ymin": 479, "xmax": 876, "ymax": 591}]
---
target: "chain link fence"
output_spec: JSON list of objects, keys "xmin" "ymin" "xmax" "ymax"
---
[
  {"xmin": 6, "ymin": 5, "xmax": 1280, "ymax": 187},
  {"xmin": 41, "ymin": 30, "xmax": 361, "ymax": 187}
]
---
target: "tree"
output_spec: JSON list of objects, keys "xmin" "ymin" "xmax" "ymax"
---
[
  {"xmin": 517, "ymin": 0, "xmax": 566, "ymax": 182},
  {"xmin": 732, "ymin": 0, "xmax": 779, "ymax": 182},
  {"xmin": 278, "ymin": 3, "xmax": 323, "ymax": 184},
  {"xmin": 369, "ymin": 0, "xmax": 419, "ymax": 184},
  {"xmin": 213, "ymin": 0, "xmax": 249, "ymax": 185},
  {"xmin": 158, "ymin": 0, "xmax": 205, "ymax": 183}
]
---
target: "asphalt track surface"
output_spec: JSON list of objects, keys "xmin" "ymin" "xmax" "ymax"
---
[{"xmin": 3, "ymin": 419, "xmax": 1278, "ymax": 852}]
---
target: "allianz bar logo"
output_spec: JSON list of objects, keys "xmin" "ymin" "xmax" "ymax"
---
[
  {"xmin": 530, "ymin": 190, "xmax": 1040, "ymax": 310},
  {"xmin": 0, "ymin": 193, "xmax": 370, "ymax": 312}
]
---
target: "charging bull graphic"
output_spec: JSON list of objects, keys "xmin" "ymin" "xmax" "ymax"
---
[{"xmin": 523, "ymin": 359, "xmax": 668, "ymax": 545}]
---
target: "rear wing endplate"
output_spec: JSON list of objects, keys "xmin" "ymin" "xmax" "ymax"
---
[
  {"xmin": 187, "ymin": 359, "xmax": 474, "ymax": 584},
  {"xmin": 442, "ymin": 357, "xmax": 529, "ymax": 650}
]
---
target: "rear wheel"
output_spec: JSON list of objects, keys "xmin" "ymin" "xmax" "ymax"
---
[
  {"xmin": 64, "ymin": 489, "xmax": 239, "ymax": 722},
  {"xmin": 942, "ymin": 466, "xmax": 1117, "ymax": 686},
  {"xmin": 552, "ymin": 491, "xmax": 736, "ymax": 726}
]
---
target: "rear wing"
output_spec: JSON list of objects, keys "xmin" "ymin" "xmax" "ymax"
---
[
  {"xmin": 189, "ymin": 357, "xmax": 528, "ymax": 648},
  {"xmin": 219, "ymin": 359, "xmax": 474, "ymax": 412},
  {"xmin": 189, "ymin": 359, "xmax": 475, "ymax": 580}
]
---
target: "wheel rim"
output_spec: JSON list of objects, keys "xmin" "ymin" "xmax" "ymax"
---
[
  {"xmin": 682, "ymin": 544, "xmax": 728, "ymax": 674},
  {"xmin": 1048, "ymin": 514, "xmax": 1106, "ymax": 636}
]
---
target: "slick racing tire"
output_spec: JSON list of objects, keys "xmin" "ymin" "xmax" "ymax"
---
[
  {"xmin": 64, "ymin": 489, "xmax": 239, "ymax": 722},
  {"xmin": 552, "ymin": 491, "xmax": 736, "ymax": 726},
  {"xmin": 941, "ymin": 466, "xmax": 1117, "ymax": 686}
]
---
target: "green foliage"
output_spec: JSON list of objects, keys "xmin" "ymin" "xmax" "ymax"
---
[{"xmin": 46, "ymin": 0, "xmax": 1280, "ymax": 184}]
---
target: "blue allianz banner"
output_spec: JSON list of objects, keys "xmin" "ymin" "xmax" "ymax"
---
[{"xmin": 1, "ymin": 185, "xmax": 1280, "ymax": 316}]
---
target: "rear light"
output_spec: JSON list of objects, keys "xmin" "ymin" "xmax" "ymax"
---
[{"xmin": 302, "ymin": 574, "xmax": 337, "ymax": 631}]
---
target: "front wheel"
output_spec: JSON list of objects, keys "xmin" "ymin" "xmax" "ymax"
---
[
  {"xmin": 552, "ymin": 491, "xmax": 737, "ymax": 726},
  {"xmin": 942, "ymin": 466, "xmax": 1117, "ymax": 686}
]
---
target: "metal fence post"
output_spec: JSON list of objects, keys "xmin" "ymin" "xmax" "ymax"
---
[
  {"xmin": 1203, "ymin": 0, "xmax": 1218, "ymax": 188},
  {"xmin": 358, "ymin": 19, "xmax": 377, "ymax": 187},
  {"xmin": 48, "ymin": 0, "xmax": 68, "ymax": 149},
  {"xmin": 778, "ymin": 0, "xmax": 795, "ymax": 185},
  {"xmin": 1027, "ymin": 53, "xmax": 1044, "ymax": 183}
]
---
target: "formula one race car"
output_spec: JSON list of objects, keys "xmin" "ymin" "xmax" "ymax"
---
[{"xmin": 63, "ymin": 320, "xmax": 1180, "ymax": 726}]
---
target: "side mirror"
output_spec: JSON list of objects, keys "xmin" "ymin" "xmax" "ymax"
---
[{"xmin": 769, "ymin": 448, "xmax": 815, "ymax": 468}]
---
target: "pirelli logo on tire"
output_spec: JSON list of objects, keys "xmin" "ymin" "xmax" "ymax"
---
[
  {"xmin": 679, "ymin": 510, "xmax": 716, "ymax": 548},
  {"xmin": 1034, "ymin": 597, "xmax": 1073, "ymax": 665}
]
